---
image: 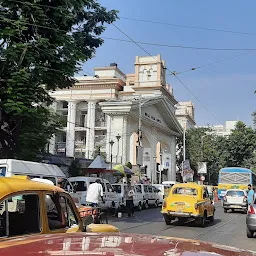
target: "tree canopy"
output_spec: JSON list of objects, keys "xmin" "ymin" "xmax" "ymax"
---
[
  {"xmin": 0, "ymin": 0, "xmax": 117, "ymax": 159},
  {"xmin": 178, "ymin": 121, "xmax": 256, "ymax": 184}
]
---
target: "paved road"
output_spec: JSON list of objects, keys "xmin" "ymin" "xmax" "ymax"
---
[{"xmin": 109, "ymin": 202, "xmax": 256, "ymax": 252}]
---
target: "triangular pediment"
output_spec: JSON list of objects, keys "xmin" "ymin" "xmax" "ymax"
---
[{"xmin": 131, "ymin": 97, "xmax": 183, "ymax": 136}]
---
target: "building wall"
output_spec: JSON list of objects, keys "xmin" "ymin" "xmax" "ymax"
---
[{"xmin": 49, "ymin": 54, "xmax": 191, "ymax": 183}]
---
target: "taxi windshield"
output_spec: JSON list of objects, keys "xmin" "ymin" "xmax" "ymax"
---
[{"xmin": 172, "ymin": 187, "xmax": 198, "ymax": 196}]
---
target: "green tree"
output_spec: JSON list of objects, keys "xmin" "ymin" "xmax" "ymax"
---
[
  {"xmin": 16, "ymin": 109, "xmax": 64, "ymax": 160},
  {"xmin": 68, "ymin": 158, "xmax": 82, "ymax": 177},
  {"xmin": 226, "ymin": 121, "xmax": 256, "ymax": 167},
  {"xmin": 0, "ymin": 0, "xmax": 117, "ymax": 159}
]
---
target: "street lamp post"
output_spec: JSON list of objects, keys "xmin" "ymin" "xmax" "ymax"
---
[
  {"xmin": 109, "ymin": 140, "xmax": 115, "ymax": 169},
  {"xmin": 153, "ymin": 156, "xmax": 157, "ymax": 184},
  {"xmin": 116, "ymin": 134, "xmax": 121, "ymax": 163},
  {"xmin": 159, "ymin": 150, "xmax": 163, "ymax": 184}
]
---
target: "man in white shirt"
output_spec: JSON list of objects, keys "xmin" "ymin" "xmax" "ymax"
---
[{"xmin": 86, "ymin": 179, "xmax": 104, "ymax": 207}]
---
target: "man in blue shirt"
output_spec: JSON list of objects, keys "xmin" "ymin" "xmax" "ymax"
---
[{"xmin": 247, "ymin": 184, "xmax": 254, "ymax": 205}]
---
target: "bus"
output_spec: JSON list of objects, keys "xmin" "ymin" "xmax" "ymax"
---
[{"xmin": 218, "ymin": 167, "xmax": 256, "ymax": 200}]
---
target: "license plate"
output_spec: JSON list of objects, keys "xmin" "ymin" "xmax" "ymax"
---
[
  {"xmin": 176, "ymin": 204, "xmax": 185, "ymax": 211},
  {"xmin": 231, "ymin": 205, "xmax": 241, "ymax": 208}
]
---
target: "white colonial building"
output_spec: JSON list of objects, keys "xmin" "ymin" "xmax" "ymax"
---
[
  {"xmin": 199, "ymin": 121, "xmax": 238, "ymax": 137},
  {"xmin": 49, "ymin": 54, "xmax": 194, "ymax": 182},
  {"xmin": 175, "ymin": 101, "xmax": 196, "ymax": 130}
]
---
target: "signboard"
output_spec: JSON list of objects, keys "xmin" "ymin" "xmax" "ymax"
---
[
  {"xmin": 136, "ymin": 146, "xmax": 144, "ymax": 166},
  {"xmin": 181, "ymin": 160, "xmax": 194, "ymax": 182},
  {"xmin": 163, "ymin": 156, "xmax": 170, "ymax": 169},
  {"xmin": 198, "ymin": 162, "xmax": 207, "ymax": 174}
]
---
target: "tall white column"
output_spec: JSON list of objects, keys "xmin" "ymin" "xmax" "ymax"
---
[
  {"xmin": 85, "ymin": 101, "xmax": 96, "ymax": 159},
  {"xmin": 121, "ymin": 115, "xmax": 128, "ymax": 164},
  {"xmin": 49, "ymin": 101, "xmax": 58, "ymax": 154},
  {"xmin": 66, "ymin": 100, "xmax": 77, "ymax": 157},
  {"xmin": 168, "ymin": 135, "xmax": 177, "ymax": 181},
  {"xmin": 106, "ymin": 115, "xmax": 112, "ymax": 162},
  {"xmin": 150, "ymin": 127, "xmax": 157, "ymax": 184}
]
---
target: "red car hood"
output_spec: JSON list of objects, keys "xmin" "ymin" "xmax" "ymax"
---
[{"xmin": 0, "ymin": 232, "xmax": 254, "ymax": 256}]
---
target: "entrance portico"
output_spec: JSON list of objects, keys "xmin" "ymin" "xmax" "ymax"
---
[{"xmin": 100, "ymin": 96, "xmax": 183, "ymax": 182}]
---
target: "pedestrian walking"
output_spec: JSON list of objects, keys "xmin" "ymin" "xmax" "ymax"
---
[
  {"xmin": 124, "ymin": 182, "xmax": 135, "ymax": 217},
  {"xmin": 86, "ymin": 179, "xmax": 105, "ymax": 207},
  {"xmin": 247, "ymin": 184, "xmax": 254, "ymax": 207}
]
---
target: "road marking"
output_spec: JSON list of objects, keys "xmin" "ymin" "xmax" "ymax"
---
[{"xmin": 193, "ymin": 214, "xmax": 241, "ymax": 240}]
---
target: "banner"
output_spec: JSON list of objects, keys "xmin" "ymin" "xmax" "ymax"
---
[
  {"xmin": 181, "ymin": 160, "xmax": 194, "ymax": 182},
  {"xmin": 136, "ymin": 146, "xmax": 144, "ymax": 166},
  {"xmin": 198, "ymin": 162, "xmax": 207, "ymax": 174}
]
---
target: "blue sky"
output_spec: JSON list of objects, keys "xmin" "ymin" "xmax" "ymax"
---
[{"xmin": 81, "ymin": 0, "xmax": 256, "ymax": 126}]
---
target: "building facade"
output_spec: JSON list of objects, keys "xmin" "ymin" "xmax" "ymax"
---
[
  {"xmin": 49, "ymin": 55, "xmax": 190, "ymax": 182},
  {"xmin": 175, "ymin": 101, "xmax": 196, "ymax": 130},
  {"xmin": 199, "ymin": 121, "xmax": 238, "ymax": 137}
]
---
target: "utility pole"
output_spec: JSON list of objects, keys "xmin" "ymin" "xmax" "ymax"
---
[
  {"xmin": 183, "ymin": 122, "xmax": 186, "ymax": 162},
  {"xmin": 138, "ymin": 95, "xmax": 142, "ymax": 147},
  {"xmin": 109, "ymin": 140, "xmax": 114, "ymax": 169}
]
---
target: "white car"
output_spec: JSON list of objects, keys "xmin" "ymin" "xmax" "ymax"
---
[
  {"xmin": 112, "ymin": 183, "xmax": 144, "ymax": 211},
  {"xmin": 223, "ymin": 189, "xmax": 248, "ymax": 213},
  {"xmin": 135, "ymin": 184, "xmax": 158, "ymax": 208},
  {"xmin": 69, "ymin": 177, "xmax": 120, "ymax": 211}
]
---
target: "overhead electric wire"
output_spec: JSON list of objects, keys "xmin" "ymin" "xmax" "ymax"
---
[
  {"xmin": 2, "ymin": 16, "xmax": 256, "ymax": 52},
  {"xmin": 102, "ymin": 37, "xmax": 256, "ymax": 51},
  {"xmin": 112, "ymin": 23, "xmax": 221, "ymax": 124},
  {"xmin": 120, "ymin": 16, "xmax": 256, "ymax": 37},
  {"xmin": 7, "ymin": 1, "xmax": 256, "ymax": 37},
  {"xmin": 172, "ymin": 51, "xmax": 253, "ymax": 75}
]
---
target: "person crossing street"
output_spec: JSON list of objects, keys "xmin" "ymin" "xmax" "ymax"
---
[
  {"xmin": 86, "ymin": 179, "xmax": 105, "ymax": 207},
  {"xmin": 124, "ymin": 182, "xmax": 135, "ymax": 217}
]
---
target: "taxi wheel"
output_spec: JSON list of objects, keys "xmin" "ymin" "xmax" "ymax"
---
[
  {"xmin": 197, "ymin": 214, "xmax": 206, "ymax": 227},
  {"xmin": 247, "ymin": 227, "xmax": 254, "ymax": 238},
  {"xmin": 163, "ymin": 214, "xmax": 172, "ymax": 225},
  {"xmin": 209, "ymin": 214, "xmax": 214, "ymax": 223},
  {"xmin": 224, "ymin": 209, "xmax": 228, "ymax": 213}
]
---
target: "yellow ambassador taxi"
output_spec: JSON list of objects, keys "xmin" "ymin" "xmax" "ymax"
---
[
  {"xmin": 0, "ymin": 177, "xmax": 118, "ymax": 240},
  {"xmin": 161, "ymin": 183, "xmax": 215, "ymax": 227}
]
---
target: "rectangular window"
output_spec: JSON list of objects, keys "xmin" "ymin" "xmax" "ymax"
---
[
  {"xmin": 0, "ymin": 194, "xmax": 40, "ymax": 237},
  {"xmin": 71, "ymin": 181, "xmax": 87, "ymax": 192},
  {"xmin": 148, "ymin": 186, "xmax": 153, "ymax": 193},
  {"xmin": 62, "ymin": 101, "xmax": 68, "ymax": 108},
  {"xmin": 45, "ymin": 194, "xmax": 78, "ymax": 230},
  {"xmin": 106, "ymin": 183, "xmax": 114, "ymax": 192},
  {"xmin": 0, "ymin": 166, "xmax": 6, "ymax": 177},
  {"xmin": 135, "ymin": 185, "xmax": 142, "ymax": 193},
  {"xmin": 144, "ymin": 186, "xmax": 149, "ymax": 193},
  {"xmin": 173, "ymin": 187, "xmax": 198, "ymax": 196},
  {"xmin": 113, "ymin": 185, "xmax": 122, "ymax": 194},
  {"xmin": 226, "ymin": 190, "xmax": 245, "ymax": 197}
]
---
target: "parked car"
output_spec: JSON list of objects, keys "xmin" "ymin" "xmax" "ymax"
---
[
  {"xmin": 112, "ymin": 183, "xmax": 144, "ymax": 211},
  {"xmin": 0, "ymin": 177, "xmax": 118, "ymax": 240},
  {"xmin": 69, "ymin": 177, "xmax": 120, "ymax": 210},
  {"xmin": 135, "ymin": 184, "xmax": 158, "ymax": 208},
  {"xmin": 0, "ymin": 159, "xmax": 81, "ymax": 206},
  {"xmin": 162, "ymin": 182, "xmax": 215, "ymax": 227},
  {"xmin": 152, "ymin": 182, "xmax": 176, "ymax": 205},
  {"xmin": 0, "ymin": 232, "xmax": 254, "ymax": 256},
  {"xmin": 246, "ymin": 198, "xmax": 256, "ymax": 238},
  {"xmin": 223, "ymin": 189, "xmax": 248, "ymax": 213}
]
